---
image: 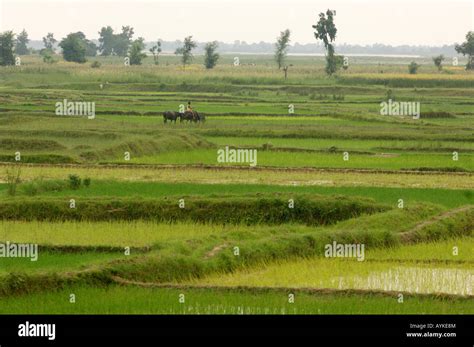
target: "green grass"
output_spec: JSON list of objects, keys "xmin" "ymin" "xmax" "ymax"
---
[
  {"xmin": 4, "ymin": 164, "xmax": 472, "ymax": 190},
  {"xmin": 206, "ymin": 136, "xmax": 474, "ymax": 153},
  {"xmin": 0, "ymin": 285, "xmax": 472, "ymax": 314},
  {"xmin": 0, "ymin": 194, "xmax": 387, "ymax": 225},
  {"xmin": 7, "ymin": 180, "xmax": 471, "ymax": 208},
  {"xmin": 1, "ymin": 55, "xmax": 473, "ymax": 314},
  {"xmin": 189, "ymin": 259, "xmax": 473, "ymax": 296},
  {"xmin": 0, "ymin": 220, "xmax": 227, "ymax": 247},
  {"xmin": 0, "ymin": 204, "xmax": 445, "ymax": 249},
  {"xmin": 0, "ymin": 205, "xmax": 471, "ymax": 311},
  {"xmin": 0, "ymin": 251, "xmax": 126, "ymax": 276},
  {"xmin": 2, "ymin": 204, "xmax": 463, "ymax": 293},
  {"xmin": 1, "ymin": 57, "xmax": 473, "ymax": 170},
  {"xmin": 129, "ymin": 150, "xmax": 473, "ymax": 171},
  {"xmin": 367, "ymin": 237, "xmax": 474, "ymax": 262},
  {"xmin": 187, "ymin": 238, "xmax": 474, "ymax": 296}
]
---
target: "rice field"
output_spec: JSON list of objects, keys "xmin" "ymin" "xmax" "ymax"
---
[
  {"xmin": 1, "ymin": 285, "xmax": 472, "ymax": 315},
  {"xmin": 0, "ymin": 252, "xmax": 125, "ymax": 276},
  {"xmin": 1, "ymin": 180, "xmax": 472, "ymax": 207},
  {"xmin": 0, "ymin": 203, "xmax": 452, "ymax": 249},
  {"xmin": 1, "ymin": 238, "xmax": 472, "ymax": 313},
  {"xmin": 2, "ymin": 165, "xmax": 472, "ymax": 190},
  {"xmin": 206, "ymin": 136, "xmax": 474, "ymax": 152},
  {"xmin": 0, "ymin": 220, "xmax": 227, "ymax": 247},
  {"xmin": 187, "ymin": 256, "xmax": 473, "ymax": 296},
  {"xmin": 181, "ymin": 237, "xmax": 474, "ymax": 297},
  {"xmin": 129, "ymin": 149, "xmax": 473, "ymax": 171},
  {"xmin": 0, "ymin": 53, "xmax": 473, "ymax": 315}
]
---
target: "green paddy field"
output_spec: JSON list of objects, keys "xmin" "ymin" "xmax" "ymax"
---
[{"xmin": 0, "ymin": 54, "xmax": 472, "ymax": 314}]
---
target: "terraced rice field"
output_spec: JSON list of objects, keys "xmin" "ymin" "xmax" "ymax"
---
[{"xmin": 0, "ymin": 54, "xmax": 472, "ymax": 314}]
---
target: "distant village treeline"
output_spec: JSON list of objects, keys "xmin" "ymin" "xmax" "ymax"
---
[{"xmin": 26, "ymin": 39, "xmax": 460, "ymax": 56}]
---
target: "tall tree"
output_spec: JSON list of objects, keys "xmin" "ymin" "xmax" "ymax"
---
[
  {"xmin": 98, "ymin": 26, "xmax": 115, "ymax": 56},
  {"xmin": 432, "ymin": 55, "xmax": 445, "ymax": 71},
  {"xmin": 42, "ymin": 32, "xmax": 57, "ymax": 52},
  {"xmin": 274, "ymin": 29, "xmax": 291, "ymax": 69},
  {"xmin": 98, "ymin": 26, "xmax": 134, "ymax": 56},
  {"xmin": 68, "ymin": 32, "xmax": 97, "ymax": 57},
  {"xmin": 129, "ymin": 37, "xmax": 147, "ymax": 65},
  {"xmin": 41, "ymin": 50, "xmax": 56, "ymax": 64},
  {"xmin": 204, "ymin": 41, "xmax": 219, "ymax": 69},
  {"xmin": 0, "ymin": 31, "xmax": 15, "ymax": 66},
  {"xmin": 16, "ymin": 29, "xmax": 30, "ymax": 55},
  {"xmin": 59, "ymin": 32, "xmax": 88, "ymax": 63},
  {"xmin": 120, "ymin": 26, "xmax": 134, "ymax": 41},
  {"xmin": 455, "ymin": 31, "xmax": 474, "ymax": 70},
  {"xmin": 175, "ymin": 36, "xmax": 197, "ymax": 70},
  {"xmin": 312, "ymin": 9, "xmax": 341, "ymax": 75},
  {"xmin": 114, "ymin": 26, "xmax": 134, "ymax": 56},
  {"xmin": 149, "ymin": 40, "xmax": 162, "ymax": 64}
]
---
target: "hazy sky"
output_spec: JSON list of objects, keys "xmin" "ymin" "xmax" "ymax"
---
[{"xmin": 1, "ymin": 0, "xmax": 472, "ymax": 45}]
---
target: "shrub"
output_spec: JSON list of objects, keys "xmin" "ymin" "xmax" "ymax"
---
[
  {"xmin": 432, "ymin": 55, "xmax": 445, "ymax": 71},
  {"xmin": 68, "ymin": 174, "xmax": 81, "ymax": 190},
  {"xmin": 408, "ymin": 61, "xmax": 420, "ymax": 74},
  {"xmin": 91, "ymin": 61, "xmax": 101, "ymax": 68},
  {"xmin": 41, "ymin": 50, "xmax": 57, "ymax": 64},
  {"xmin": 20, "ymin": 179, "xmax": 68, "ymax": 196},
  {"xmin": 83, "ymin": 177, "xmax": 91, "ymax": 187}
]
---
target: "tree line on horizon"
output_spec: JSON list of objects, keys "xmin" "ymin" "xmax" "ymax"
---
[
  {"xmin": 0, "ymin": 26, "xmax": 220, "ymax": 69},
  {"xmin": 1, "ymin": 14, "xmax": 473, "ymax": 74}
]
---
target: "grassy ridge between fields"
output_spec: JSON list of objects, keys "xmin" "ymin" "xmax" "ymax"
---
[
  {"xmin": 0, "ymin": 204, "xmax": 471, "ymax": 298},
  {"xmin": 0, "ymin": 195, "xmax": 387, "ymax": 225}
]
